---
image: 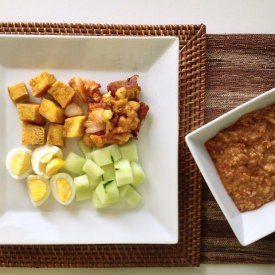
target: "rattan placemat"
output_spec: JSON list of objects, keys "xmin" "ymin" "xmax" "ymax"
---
[
  {"xmin": 0, "ymin": 22, "xmax": 206, "ymax": 267},
  {"xmin": 202, "ymin": 34, "xmax": 275, "ymax": 264}
]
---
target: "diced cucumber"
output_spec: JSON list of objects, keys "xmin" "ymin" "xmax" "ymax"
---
[
  {"xmin": 74, "ymin": 174, "xmax": 91, "ymax": 201},
  {"xmin": 107, "ymin": 144, "xmax": 121, "ymax": 162},
  {"xmin": 131, "ymin": 161, "xmax": 145, "ymax": 187},
  {"xmin": 64, "ymin": 152, "xmax": 86, "ymax": 175},
  {"xmin": 89, "ymin": 147, "xmax": 112, "ymax": 166},
  {"xmin": 91, "ymin": 191, "xmax": 107, "ymax": 209},
  {"xmin": 119, "ymin": 185, "xmax": 142, "ymax": 208},
  {"xmin": 88, "ymin": 175, "xmax": 102, "ymax": 190},
  {"xmin": 82, "ymin": 159, "xmax": 104, "ymax": 180},
  {"xmin": 102, "ymin": 163, "xmax": 115, "ymax": 180},
  {"xmin": 78, "ymin": 140, "xmax": 92, "ymax": 157},
  {"xmin": 95, "ymin": 180, "xmax": 119, "ymax": 204},
  {"xmin": 114, "ymin": 159, "xmax": 133, "ymax": 186},
  {"xmin": 119, "ymin": 141, "xmax": 138, "ymax": 161}
]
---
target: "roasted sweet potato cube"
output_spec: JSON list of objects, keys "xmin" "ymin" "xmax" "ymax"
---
[
  {"xmin": 48, "ymin": 81, "xmax": 75, "ymax": 108},
  {"xmin": 17, "ymin": 103, "xmax": 45, "ymax": 125},
  {"xmin": 8, "ymin": 82, "xmax": 29, "ymax": 102},
  {"xmin": 47, "ymin": 123, "xmax": 65, "ymax": 147},
  {"xmin": 63, "ymin": 116, "xmax": 86, "ymax": 138},
  {"xmin": 29, "ymin": 71, "xmax": 56, "ymax": 97},
  {"xmin": 39, "ymin": 98, "xmax": 64, "ymax": 123},
  {"xmin": 21, "ymin": 122, "xmax": 45, "ymax": 145}
]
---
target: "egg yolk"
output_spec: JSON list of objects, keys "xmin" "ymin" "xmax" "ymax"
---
[
  {"xmin": 28, "ymin": 179, "xmax": 48, "ymax": 202},
  {"xmin": 56, "ymin": 179, "xmax": 72, "ymax": 202},
  {"xmin": 46, "ymin": 158, "xmax": 65, "ymax": 177},
  {"xmin": 10, "ymin": 153, "xmax": 31, "ymax": 176}
]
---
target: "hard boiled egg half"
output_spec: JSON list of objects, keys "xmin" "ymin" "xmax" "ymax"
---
[
  {"xmin": 27, "ymin": 175, "xmax": 51, "ymax": 207},
  {"xmin": 32, "ymin": 145, "xmax": 64, "ymax": 178},
  {"xmin": 50, "ymin": 173, "xmax": 75, "ymax": 206},
  {"xmin": 6, "ymin": 148, "xmax": 33, "ymax": 180}
]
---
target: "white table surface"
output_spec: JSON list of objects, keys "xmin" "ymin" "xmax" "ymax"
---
[{"xmin": 0, "ymin": 0, "xmax": 274, "ymax": 274}]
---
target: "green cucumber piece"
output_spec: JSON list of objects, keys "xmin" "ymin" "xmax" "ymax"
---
[
  {"xmin": 102, "ymin": 163, "xmax": 115, "ymax": 180},
  {"xmin": 82, "ymin": 159, "xmax": 104, "ymax": 180},
  {"xmin": 89, "ymin": 147, "xmax": 112, "ymax": 166},
  {"xmin": 88, "ymin": 175, "xmax": 102, "ymax": 190},
  {"xmin": 91, "ymin": 191, "xmax": 107, "ymax": 209},
  {"xmin": 107, "ymin": 144, "xmax": 121, "ymax": 162},
  {"xmin": 78, "ymin": 140, "xmax": 92, "ymax": 157},
  {"xmin": 64, "ymin": 152, "xmax": 86, "ymax": 175},
  {"xmin": 119, "ymin": 185, "xmax": 142, "ymax": 208},
  {"xmin": 119, "ymin": 141, "xmax": 138, "ymax": 161},
  {"xmin": 131, "ymin": 161, "xmax": 145, "ymax": 187},
  {"xmin": 95, "ymin": 180, "xmax": 119, "ymax": 204},
  {"xmin": 74, "ymin": 174, "xmax": 91, "ymax": 201},
  {"xmin": 114, "ymin": 159, "xmax": 133, "ymax": 186}
]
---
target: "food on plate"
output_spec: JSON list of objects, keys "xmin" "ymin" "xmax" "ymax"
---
[
  {"xmin": 50, "ymin": 173, "xmax": 75, "ymax": 205},
  {"xmin": 39, "ymin": 98, "xmax": 64, "ymax": 123},
  {"xmin": 130, "ymin": 161, "xmax": 145, "ymax": 187},
  {"xmin": 68, "ymin": 77, "xmax": 101, "ymax": 103},
  {"xmin": 95, "ymin": 179, "xmax": 119, "ymax": 205},
  {"xmin": 6, "ymin": 148, "xmax": 33, "ymax": 180},
  {"xmin": 29, "ymin": 71, "xmax": 56, "ymax": 97},
  {"xmin": 17, "ymin": 103, "xmax": 46, "ymax": 126},
  {"xmin": 206, "ymin": 104, "xmax": 275, "ymax": 212},
  {"xmin": 107, "ymin": 74, "xmax": 141, "ymax": 99},
  {"xmin": 63, "ymin": 116, "xmax": 86, "ymax": 138},
  {"xmin": 48, "ymin": 81, "xmax": 75, "ymax": 108},
  {"xmin": 47, "ymin": 123, "xmax": 65, "ymax": 147},
  {"xmin": 6, "ymin": 72, "xmax": 148, "ymax": 211},
  {"xmin": 64, "ymin": 152, "xmax": 86, "ymax": 175},
  {"xmin": 27, "ymin": 175, "xmax": 50, "ymax": 207},
  {"xmin": 21, "ymin": 122, "xmax": 45, "ymax": 145},
  {"xmin": 69, "ymin": 75, "xmax": 149, "ymax": 147},
  {"xmin": 119, "ymin": 185, "xmax": 142, "ymax": 208},
  {"xmin": 82, "ymin": 159, "xmax": 104, "ymax": 180},
  {"xmin": 74, "ymin": 174, "xmax": 91, "ymax": 201},
  {"xmin": 64, "ymin": 102, "xmax": 83, "ymax": 117},
  {"xmin": 32, "ymin": 145, "xmax": 63, "ymax": 178},
  {"xmin": 8, "ymin": 82, "xmax": 29, "ymax": 102}
]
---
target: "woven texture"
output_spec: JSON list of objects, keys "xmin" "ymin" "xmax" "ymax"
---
[
  {"xmin": 0, "ymin": 22, "xmax": 206, "ymax": 267},
  {"xmin": 202, "ymin": 34, "xmax": 275, "ymax": 264}
]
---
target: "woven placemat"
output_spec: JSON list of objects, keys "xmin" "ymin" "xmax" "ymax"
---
[
  {"xmin": 0, "ymin": 22, "xmax": 206, "ymax": 267},
  {"xmin": 202, "ymin": 34, "xmax": 275, "ymax": 264}
]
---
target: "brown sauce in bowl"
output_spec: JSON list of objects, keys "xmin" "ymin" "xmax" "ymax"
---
[{"xmin": 206, "ymin": 104, "xmax": 275, "ymax": 212}]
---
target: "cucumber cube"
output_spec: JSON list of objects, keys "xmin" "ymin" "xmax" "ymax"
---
[
  {"xmin": 89, "ymin": 147, "xmax": 112, "ymax": 166},
  {"xmin": 119, "ymin": 141, "xmax": 138, "ymax": 161},
  {"xmin": 74, "ymin": 174, "xmax": 91, "ymax": 201},
  {"xmin": 64, "ymin": 152, "xmax": 86, "ymax": 175},
  {"xmin": 119, "ymin": 185, "xmax": 142, "ymax": 208},
  {"xmin": 107, "ymin": 144, "xmax": 121, "ymax": 162},
  {"xmin": 114, "ymin": 159, "xmax": 133, "ymax": 186},
  {"xmin": 131, "ymin": 161, "xmax": 145, "ymax": 187},
  {"xmin": 95, "ymin": 180, "xmax": 119, "ymax": 204},
  {"xmin": 102, "ymin": 163, "xmax": 115, "ymax": 180},
  {"xmin": 82, "ymin": 159, "xmax": 104, "ymax": 180},
  {"xmin": 91, "ymin": 191, "xmax": 107, "ymax": 209},
  {"xmin": 88, "ymin": 175, "xmax": 102, "ymax": 190},
  {"xmin": 78, "ymin": 140, "xmax": 92, "ymax": 157}
]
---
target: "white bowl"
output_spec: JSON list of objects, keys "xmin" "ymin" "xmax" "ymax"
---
[{"xmin": 185, "ymin": 87, "xmax": 275, "ymax": 246}]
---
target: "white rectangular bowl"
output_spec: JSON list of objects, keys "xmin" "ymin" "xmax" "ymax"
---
[
  {"xmin": 186, "ymin": 87, "xmax": 275, "ymax": 246},
  {"xmin": 0, "ymin": 35, "xmax": 179, "ymax": 244}
]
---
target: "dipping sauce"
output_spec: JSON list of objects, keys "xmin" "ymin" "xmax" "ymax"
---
[{"xmin": 206, "ymin": 104, "xmax": 275, "ymax": 212}]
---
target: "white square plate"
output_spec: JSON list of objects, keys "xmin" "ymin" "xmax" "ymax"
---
[
  {"xmin": 186, "ymin": 87, "xmax": 275, "ymax": 246},
  {"xmin": 0, "ymin": 35, "xmax": 179, "ymax": 244}
]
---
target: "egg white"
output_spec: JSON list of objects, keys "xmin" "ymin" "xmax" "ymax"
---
[
  {"xmin": 5, "ymin": 148, "xmax": 33, "ymax": 180},
  {"xmin": 32, "ymin": 145, "xmax": 63, "ymax": 178},
  {"xmin": 50, "ymin": 173, "xmax": 75, "ymax": 206}
]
